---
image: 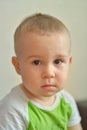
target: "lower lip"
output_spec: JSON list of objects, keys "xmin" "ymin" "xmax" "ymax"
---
[{"xmin": 41, "ymin": 85, "xmax": 56, "ymax": 90}]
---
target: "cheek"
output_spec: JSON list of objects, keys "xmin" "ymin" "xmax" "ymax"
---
[
  {"xmin": 21, "ymin": 68, "xmax": 40, "ymax": 85},
  {"xmin": 58, "ymin": 69, "xmax": 69, "ymax": 83},
  {"xmin": 61, "ymin": 73, "xmax": 68, "ymax": 82}
]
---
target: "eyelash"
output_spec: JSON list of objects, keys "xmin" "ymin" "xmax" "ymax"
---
[
  {"xmin": 54, "ymin": 59, "xmax": 63, "ymax": 65},
  {"xmin": 32, "ymin": 59, "xmax": 63, "ymax": 65},
  {"xmin": 32, "ymin": 60, "xmax": 41, "ymax": 65}
]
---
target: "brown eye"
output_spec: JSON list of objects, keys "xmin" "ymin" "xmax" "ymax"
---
[
  {"xmin": 54, "ymin": 59, "xmax": 62, "ymax": 65},
  {"xmin": 33, "ymin": 60, "xmax": 41, "ymax": 65}
]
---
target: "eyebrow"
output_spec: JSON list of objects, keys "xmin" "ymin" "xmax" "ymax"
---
[
  {"xmin": 27, "ymin": 54, "xmax": 69, "ymax": 59},
  {"xmin": 27, "ymin": 55, "xmax": 42, "ymax": 59},
  {"xmin": 55, "ymin": 54, "xmax": 69, "ymax": 58}
]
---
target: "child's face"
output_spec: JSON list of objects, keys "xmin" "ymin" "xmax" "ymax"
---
[{"xmin": 12, "ymin": 32, "xmax": 72, "ymax": 99}]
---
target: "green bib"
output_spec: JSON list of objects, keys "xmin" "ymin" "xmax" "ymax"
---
[{"xmin": 26, "ymin": 98, "xmax": 72, "ymax": 130}]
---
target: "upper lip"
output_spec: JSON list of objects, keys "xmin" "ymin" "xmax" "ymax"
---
[{"xmin": 41, "ymin": 84, "xmax": 56, "ymax": 87}]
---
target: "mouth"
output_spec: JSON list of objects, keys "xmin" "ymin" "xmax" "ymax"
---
[{"xmin": 41, "ymin": 84, "xmax": 56, "ymax": 90}]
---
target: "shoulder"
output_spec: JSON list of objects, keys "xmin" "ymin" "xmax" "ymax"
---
[
  {"xmin": 0, "ymin": 85, "xmax": 28, "ymax": 110},
  {"xmin": 0, "ymin": 85, "xmax": 28, "ymax": 130},
  {"xmin": 58, "ymin": 90, "xmax": 77, "ymax": 106},
  {"xmin": 58, "ymin": 90, "xmax": 81, "ymax": 127},
  {"xmin": 58, "ymin": 90, "xmax": 80, "ymax": 116}
]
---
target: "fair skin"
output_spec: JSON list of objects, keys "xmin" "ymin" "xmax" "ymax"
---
[{"xmin": 12, "ymin": 32, "xmax": 82, "ymax": 130}]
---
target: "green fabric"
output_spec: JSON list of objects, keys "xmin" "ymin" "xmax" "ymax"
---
[{"xmin": 26, "ymin": 98, "xmax": 72, "ymax": 130}]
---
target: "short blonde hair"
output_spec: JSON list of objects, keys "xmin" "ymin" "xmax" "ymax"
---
[{"xmin": 14, "ymin": 13, "xmax": 71, "ymax": 55}]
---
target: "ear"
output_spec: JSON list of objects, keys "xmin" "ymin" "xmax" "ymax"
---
[
  {"xmin": 69, "ymin": 56, "xmax": 72, "ymax": 64},
  {"xmin": 12, "ymin": 56, "xmax": 21, "ymax": 75}
]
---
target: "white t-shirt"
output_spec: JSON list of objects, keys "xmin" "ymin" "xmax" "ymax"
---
[{"xmin": 0, "ymin": 85, "xmax": 81, "ymax": 130}]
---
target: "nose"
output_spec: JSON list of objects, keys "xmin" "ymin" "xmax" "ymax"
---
[{"xmin": 41, "ymin": 65, "xmax": 55, "ymax": 79}]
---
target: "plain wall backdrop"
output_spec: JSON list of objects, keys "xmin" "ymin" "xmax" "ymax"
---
[{"xmin": 0, "ymin": 0, "xmax": 87, "ymax": 100}]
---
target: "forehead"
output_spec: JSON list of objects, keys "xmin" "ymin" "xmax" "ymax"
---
[{"xmin": 16, "ymin": 32, "xmax": 71, "ymax": 58}]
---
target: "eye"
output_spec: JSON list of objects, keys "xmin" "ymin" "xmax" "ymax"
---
[
  {"xmin": 32, "ymin": 60, "xmax": 41, "ymax": 65},
  {"xmin": 54, "ymin": 59, "xmax": 62, "ymax": 65}
]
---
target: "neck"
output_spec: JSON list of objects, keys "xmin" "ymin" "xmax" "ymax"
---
[
  {"xmin": 33, "ymin": 95, "xmax": 56, "ymax": 106},
  {"xmin": 21, "ymin": 84, "xmax": 56, "ymax": 106}
]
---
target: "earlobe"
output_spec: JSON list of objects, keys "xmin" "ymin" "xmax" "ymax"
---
[{"xmin": 12, "ymin": 56, "xmax": 21, "ymax": 75}]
